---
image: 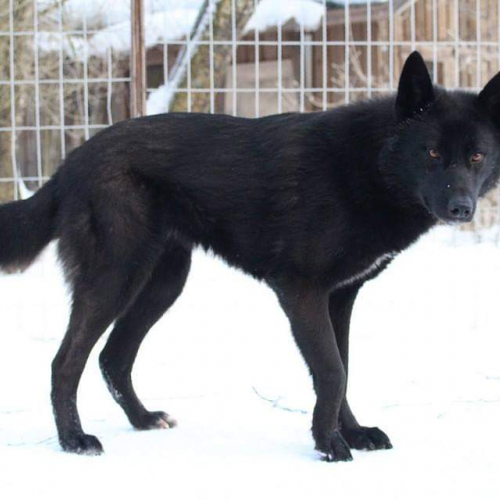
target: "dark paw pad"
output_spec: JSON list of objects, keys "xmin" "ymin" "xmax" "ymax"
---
[
  {"xmin": 60, "ymin": 433, "xmax": 104, "ymax": 455},
  {"xmin": 317, "ymin": 429, "xmax": 353, "ymax": 462},
  {"xmin": 342, "ymin": 426, "xmax": 392, "ymax": 451},
  {"xmin": 133, "ymin": 411, "xmax": 177, "ymax": 431}
]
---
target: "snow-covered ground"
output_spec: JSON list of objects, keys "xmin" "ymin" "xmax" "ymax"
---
[{"xmin": 1, "ymin": 227, "xmax": 499, "ymax": 499}]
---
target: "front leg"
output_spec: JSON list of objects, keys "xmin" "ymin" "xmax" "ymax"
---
[
  {"xmin": 329, "ymin": 286, "xmax": 392, "ymax": 451},
  {"xmin": 276, "ymin": 282, "xmax": 352, "ymax": 462}
]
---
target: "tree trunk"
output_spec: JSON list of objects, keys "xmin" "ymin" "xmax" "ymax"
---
[{"xmin": 170, "ymin": 0, "xmax": 255, "ymax": 113}]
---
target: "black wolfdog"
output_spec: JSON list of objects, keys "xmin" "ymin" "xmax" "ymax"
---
[{"xmin": 1, "ymin": 52, "xmax": 499, "ymax": 460}]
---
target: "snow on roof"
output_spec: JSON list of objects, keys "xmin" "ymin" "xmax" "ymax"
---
[
  {"xmin": 56, "ymin": 0, "xmax": 130, "ymax": 25},
  {"xmin": 37, "ymin": 0, "xmax": 129, "ymax": 26},
  {"xmin": 86, "ymin": 0, "xmax": 332, "ymax": 57},
  {"xmin": 245, "ymin": 0, "xmax": 325, "ymax": 33},
  {"xmin": 37, "ymin": 0, "xmax": 365, "ymax": 58},
  {"xmin": 89, "ymin": 8, "xmax": 200, "ymax": 57},
  {"xmin": 89, "ymin": 0, "xmax": 330, "ymax": 57},
  {"xmin": 37, "ymin": 0, "xmax": 390, "ymax": 58},
  {"xmin": 36, "ymin": 1, "xmax": 202, "ymax": 59}
]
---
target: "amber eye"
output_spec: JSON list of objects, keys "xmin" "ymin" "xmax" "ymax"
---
[
  {"xmin": 471, "ymin": 153, "xmax": 484, "ymax": 163},
  {"xmin": 429, "ymin": 149, "xmax": 440, "ymax": 159}
]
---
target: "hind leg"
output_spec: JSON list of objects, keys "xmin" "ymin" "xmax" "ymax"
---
[
  {"xmin": 52, "ymin": 278, "xmax": 148, "ymax": 455},
  {"xmin": 99, "ymin": 242, "xmax": 191, "ymax": 431},
  {"xmin": 52, "ymin": 298, "xmax": 112, "ymax": 455},
  {"xmin": 52, "ymin": 248, "xmax": 163, "ymax": 454}
]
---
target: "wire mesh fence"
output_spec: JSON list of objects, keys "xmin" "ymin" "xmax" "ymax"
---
[
  {"xmin": 0, "ymin": 0, "xmax": 499, "ymax": 232},
  {"xmin": 0, "ymin": 0, "xmax": 131, "ymax": 200}
]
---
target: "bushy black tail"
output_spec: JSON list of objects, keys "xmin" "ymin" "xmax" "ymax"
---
[{"xmin": 0, "ymin": 176, "xmax": 59, "ymax": 272}]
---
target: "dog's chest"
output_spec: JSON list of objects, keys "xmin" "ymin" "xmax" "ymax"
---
[{"xmin": 332, "ymin": 251, "xmax": 396, "ymax": 291}]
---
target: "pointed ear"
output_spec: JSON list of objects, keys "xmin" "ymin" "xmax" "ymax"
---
[
  {"xmin": 478, "ymin": 72, "xmax": 500, "ymax": 119},
  {"xmin": 395, "ymin": 51, "xmax": 435, "ymax": 120}
]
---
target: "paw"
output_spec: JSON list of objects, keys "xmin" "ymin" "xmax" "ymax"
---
[
  {"xmin": 60, "ymin": 433, "xmax": 104, "ymax": 455},
  {"xmin": 317, "ymin": 429, "xmax": 353, "ymax": 462},
  {"xmin": 132, "ymin": 411, "xmax": 177, "ymax": 431},
  {"xmin": 342, "ymin": 426, "xmax": 392, "ymax": 451}
]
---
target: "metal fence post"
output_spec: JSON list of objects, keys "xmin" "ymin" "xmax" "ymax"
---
[{"xmin": 131, "ymin": 0, "xmax": 146, "ymax": 117}]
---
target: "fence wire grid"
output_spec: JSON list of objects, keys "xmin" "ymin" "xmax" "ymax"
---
[{"xmin": 0, "ymin": 0, "xmax": 499, "ymax": 232}]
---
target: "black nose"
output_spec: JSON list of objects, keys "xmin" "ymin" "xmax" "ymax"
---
[{"xmin": 447, "ymin": 195, "xmax": 474, "ymax": 221}]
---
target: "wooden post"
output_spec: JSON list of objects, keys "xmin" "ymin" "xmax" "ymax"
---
[{"xmin": 131, "ymin": 0, "xmax": 146, "ymax": 117}]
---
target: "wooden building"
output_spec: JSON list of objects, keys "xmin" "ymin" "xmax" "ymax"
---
[{"xmin": 144, "ymin": 0, "xmax": 499, "ymax": 117}]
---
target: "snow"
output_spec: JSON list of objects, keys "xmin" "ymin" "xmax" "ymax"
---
[
  {"xmin": 37, "ymin": 2, "xmax": 201, "ymax": 59},
  {"xmin": 18, "ymin": 180, "xmax": 35, "ymax": 200},
  {"xmin": 1, "ymin": 226, "xmax": 499, "ymax": 498},
  {"xmin": 87, "ymin": 7, "xmax": 201, "ymax": 57},
  {"xmin": 38, "ymin": 0, "xmax": 332, "ymax": 60},
  {"xmin": 147, "ymin": 83, "xmax": 176, "ymax": 116},
  {"xmin": 40, "ymin": 0, "xmax": 130, "ymax": 25},
  {"xmin": 37, "ymin": 0, "xmax": 393, "ymax": 59},
  {"xmin": 245, "ymin": 0, "xmax": 325, "ymax": 33},
  {"xmin": 87, "ymin": 0, "xmax": 325, "ymax": 60}
]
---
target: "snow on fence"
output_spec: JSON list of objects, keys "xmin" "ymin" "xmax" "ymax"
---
[{"xmin": 0, "ymin": 0, "xmax": 499, "ymax": 231}]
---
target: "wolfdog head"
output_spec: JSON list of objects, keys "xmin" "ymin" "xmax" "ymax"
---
[{"xmin": 386, "ymin": 51, "xmax": 500, "ymax": 223}]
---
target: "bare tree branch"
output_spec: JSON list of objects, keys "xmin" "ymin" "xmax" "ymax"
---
[{"xmin": 252, "ymin": 386, "xmax": 308, "ymax": 415}]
